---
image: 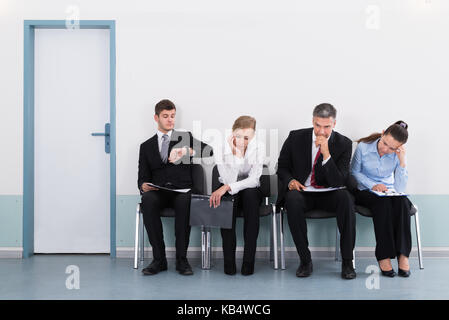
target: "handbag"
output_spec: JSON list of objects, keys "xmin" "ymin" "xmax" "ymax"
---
[{"xmin": 189, "ymin": 194, "xmax": 234, "ymax": 229}]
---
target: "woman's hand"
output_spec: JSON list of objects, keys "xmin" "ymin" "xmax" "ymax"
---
[
  {"xmin": 227, "ymin": 134, "xmax": 245, "ymax": 158},
  {"xmin": 372, "ymin": 184, "xmax": 388, "ymax": 192},
  {"xmin": 396, "ymin": 145, "xmax": 406, "ymax": 168},
  {"xmin": 209, "ymin": 185, "xmax": 231, "ymax": 208}
]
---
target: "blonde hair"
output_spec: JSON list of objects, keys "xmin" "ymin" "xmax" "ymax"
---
[{"xmin": 232, "ymin": 115, "xmax": 256, "ymax": 131}]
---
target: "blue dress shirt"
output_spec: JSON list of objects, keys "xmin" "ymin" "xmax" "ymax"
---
[{"xmin": 351, "ymin": 138, "xmax": 408, "ymax": 192}]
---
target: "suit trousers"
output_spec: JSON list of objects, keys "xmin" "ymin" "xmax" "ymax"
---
[
  {"xmin": 284, "ymin": 189, "xmax": 356, "ymax": 263},
  {"xmin": 355, "ymin": 190, "xmax": 412, "ymax": 261},
  {"xmin": 140, "ymin": 190, "xmax": 192, "ymax": 261},
  {"xmin": 220, "ymin": 188, "xmax": 263, "ymax": 263}
]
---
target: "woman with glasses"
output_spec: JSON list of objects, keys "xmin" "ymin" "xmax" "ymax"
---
[
  {"xmin": 351, "ymin": 121, "xmax": 412, "ymax": 278},
  {"xmin": 209, "ymin": 116, "xmax": 265, "ymax": 276}
]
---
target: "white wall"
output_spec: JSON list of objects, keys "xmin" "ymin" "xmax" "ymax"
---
[{"xmin": 1, "ymin": 0, "xmax": 449, "ymax": 195}]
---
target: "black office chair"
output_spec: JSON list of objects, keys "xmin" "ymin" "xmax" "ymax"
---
[
  {"xmin": 208, "ymin": 164, "xmax": 280, "ymax": 269},
  {"xmin": 133, "ymin": 164, "xmax": 206, "ymax": 269}
]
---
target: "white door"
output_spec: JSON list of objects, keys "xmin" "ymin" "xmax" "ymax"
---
[{"xmin": 34, "ymin": 29, "xmax": 110, "ymax": 253}]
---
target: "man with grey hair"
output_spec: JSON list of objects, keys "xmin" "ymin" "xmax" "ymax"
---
[{"xmin": 277, "ymin": 103, "xmax": 356, "ymax": 280}]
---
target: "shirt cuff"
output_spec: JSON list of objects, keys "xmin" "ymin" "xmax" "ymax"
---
[
  {"xmin": 228, "ymin": 182, "xmax": 239, "ymax": 195},
  {"xmin": 322, "ymin": 155, "xmax": 331, "ymax": 165}
]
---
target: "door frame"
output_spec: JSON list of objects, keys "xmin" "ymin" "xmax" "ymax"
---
[{"xmin": 23, "ymin": 20, "xmax": 116, "ymax": 258}]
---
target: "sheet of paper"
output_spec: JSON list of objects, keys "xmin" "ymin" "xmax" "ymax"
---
[
  {"xmin": 369, "ymin": 189, "xmax": 408, "ymax": 197},
  {"xmin": 302, "ymin": 186, "xmax": 346, "ymax": 192},
  {"xmin": 145, "ymin": 182, "xmax": 191, "ymax": 193}
]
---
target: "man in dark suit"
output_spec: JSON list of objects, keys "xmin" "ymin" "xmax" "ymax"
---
[
  {"xmin": 138, "ymin": 99, "xmax": 213, "ymax": 276},
  {"xmin": 277, "ymin": 103, "xmax": 356, "ymax": 279}
]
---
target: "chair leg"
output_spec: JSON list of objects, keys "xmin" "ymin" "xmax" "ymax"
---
[
  {"xmin": 352, "ymin": 249, "xmax": 356, "ymax": 270},
  {"xmin": 279, "ymin": 208, "xmax": 286, "ymax": 270},
  {"xmin": 335, "ymin": 225, "xmax": 341, "ymax": 261},
  {"xmin": 140, "ymin": 211, "xmax": 145, "ymax": 263},
  {"xmin": 413, "ymin": 205, "xmax": 424, "ymax": 269},
  {"xmin": 133, "ymin": 204, "xmax": 140, "ymax": 269},
  {"xmin": 269, "ymin": 214, "xmax": 274, "ymax": 262},
  {"xmin": 271, "ymin": 204, "xmax": 279, "ymax": 270},
  {"xmin": 201, "ymin": 226, "xmax": 211, "ymax": 270}
]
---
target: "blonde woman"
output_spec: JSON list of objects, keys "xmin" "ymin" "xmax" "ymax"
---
[{"xmin": 210, "ymin": 116, "xmax": 265, "ymax": 275}]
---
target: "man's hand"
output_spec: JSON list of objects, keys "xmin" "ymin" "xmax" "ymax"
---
[
  {"xmin": 288, "ymin": 179, "xmax": 306, "ymax": 192},
  {"xmin": 315, "ymin": 136, "xmax": 330, "ymax": 160},
  {"xmin": 168, "ymin": 147, "xmax": 192, "ymax": 163},
  {"xmin": 372, "ymin": 184, "xmax": 388, "ymax": 192},
  {"xmin": 209, "ymin": 184, "xmax": 230, "ymax": 208},
  {"xmin": 141, "ymin": 183, "xmax": 159, "ymax": 193}
]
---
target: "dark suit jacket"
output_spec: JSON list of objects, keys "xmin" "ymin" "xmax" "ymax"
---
[
  {"xmin": 138, "ymin": 130, "xmax": 213, "ymax": 193},
  {"xmin": 276, "ymin": 128, "xmax": 352, "ymax": 206}
]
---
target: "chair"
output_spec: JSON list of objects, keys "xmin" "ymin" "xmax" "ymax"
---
[
  {"xmin": 207, "ymin": 164, "xmax": 279, "ymax": 269},
  {"xmin": 277, "ymin": 206, "xmax": 348, "ymax": 270},
  {"xmin": 355, "ymin": 203, "xmax": 424, "ymax": 269},
  {"xmin": 133, "ymin": 164, "xmax": 206, "ymax": 269}
]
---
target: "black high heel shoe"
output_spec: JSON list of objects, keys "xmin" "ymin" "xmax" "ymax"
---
[
  {"xmin": 381, "ymin": 268, "xmax": 397, "ymax": 277},
  {"xmin": 379, "ymin": 262, "xmax": 396, "ymax": 277},
  {"xmin": 398, "ymin": 268, "xmax": 411, "ymax": 277}
]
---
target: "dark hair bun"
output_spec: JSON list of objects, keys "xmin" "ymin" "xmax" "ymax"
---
[{"xmin": 394, "ymin": 120, "xmax": 408, "ymax": 130}]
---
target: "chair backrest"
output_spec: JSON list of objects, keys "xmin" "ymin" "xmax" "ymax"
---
[
  {"xmin": 191, "ymin": 164, "xmax": 206, "ymax": 195},
  {"xmin": 212, "ymin": 164, "xmax": 270, "ymax": 197}
]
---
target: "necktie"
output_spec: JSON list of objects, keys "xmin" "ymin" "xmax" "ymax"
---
[
  {"xmin": 160, "ymin": 134, "xmax": 169, "ymax": 163},
  {"xmin": 310, "ymin": 148, "xmax": 323, "ymax": 188}
]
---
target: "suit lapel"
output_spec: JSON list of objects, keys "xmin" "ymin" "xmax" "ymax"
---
[
  {"xmin": 328, "ymin": 130, "xmax": 336, "ymax": 157},
  {"xmin": 304, "ymin": 128, "xmax": 313, "ymax": 173},
  {"xmin": 149, "ymin": 133, "xmax": 164, "ymax": 164}
]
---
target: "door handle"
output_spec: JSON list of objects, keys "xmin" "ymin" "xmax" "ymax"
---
[{"xmin": 91, "ymin": 123, "xmax": 110, "ymax": 154}]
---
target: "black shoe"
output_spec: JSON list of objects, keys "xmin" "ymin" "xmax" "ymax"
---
[
  {"xmin": 398, "ymin": 268, "xmax": 411, "ymax": 277},
  {"xmin": 296, "ymin": 261, "xmax": 313, "ymax": 278},
  {"xmin": 142, "ymin": 259, "xmax": 167, "ymax": 275},
  {"xmin": 241, "ymin": 261, "xmax": 254, "ymax": 276},
  {"xmin": 176, "ymin": 258, "xmax": 194, "ymax": 276},
  {"xmin": 379, "ymin": 263, "xmax": 396, "ymax": 277},
  {"xmin": 224, "ymin": 260, "xmax": 236, "ymax": 275},
  {"xmin": 341, "ymin": 260, "xmax": 357, "ymax": 280}
]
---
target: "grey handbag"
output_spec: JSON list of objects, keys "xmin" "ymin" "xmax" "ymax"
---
[{"xmin": 189, "ymin": 194, "xmax": 234, "ymax": 229}]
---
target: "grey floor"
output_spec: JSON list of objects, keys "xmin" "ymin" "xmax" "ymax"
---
[{"xmin": 0, "ymin": 255, "xmax": 448, "ymax": 300}]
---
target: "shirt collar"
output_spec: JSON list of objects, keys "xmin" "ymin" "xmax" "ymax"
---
[{"xmin": 157, "ymin": 129, "xmax": 173, "ymax": 140}]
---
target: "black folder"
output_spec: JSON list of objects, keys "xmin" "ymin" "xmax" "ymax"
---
[{"xmin": 189, "ymin": 194, "xmax": 234, "ymax": 229}]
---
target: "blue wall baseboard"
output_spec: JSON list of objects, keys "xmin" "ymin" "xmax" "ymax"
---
[{"xmin": 1, "ymin": 194, "xmax": 448, "ymax": 249}]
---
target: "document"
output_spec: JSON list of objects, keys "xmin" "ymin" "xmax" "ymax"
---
[
  {"xmin": 145, "ymin": 182, "xmax": 191, "ymax": 193},
  {"xmin": 369, "ymin": 189, "xmax": 408, "ymax": 197},
  {"xmin": 302, "ymin": 186, "xmax": 346, "ymax": 192}
]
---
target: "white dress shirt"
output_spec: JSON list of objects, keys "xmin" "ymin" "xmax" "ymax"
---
[
  {"xmin": 303, "ymin": 131, "xmax": 332, "ymax": 187},
  {"xmin": 216, "ymin": 137, "xmax": 266, "ymax": 195}
]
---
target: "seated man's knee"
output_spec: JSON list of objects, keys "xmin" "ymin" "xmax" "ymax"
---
[
  {"xmin": 334, "ymin": 190, "xmax": 354, "ymax": 205},
  {"xmin": 285, "ymin": 190, "xmax": 305, "ymax": 206},
  {"xmin": 141, "ymin": 191, "xmax": 161, "ymax": 211}
]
